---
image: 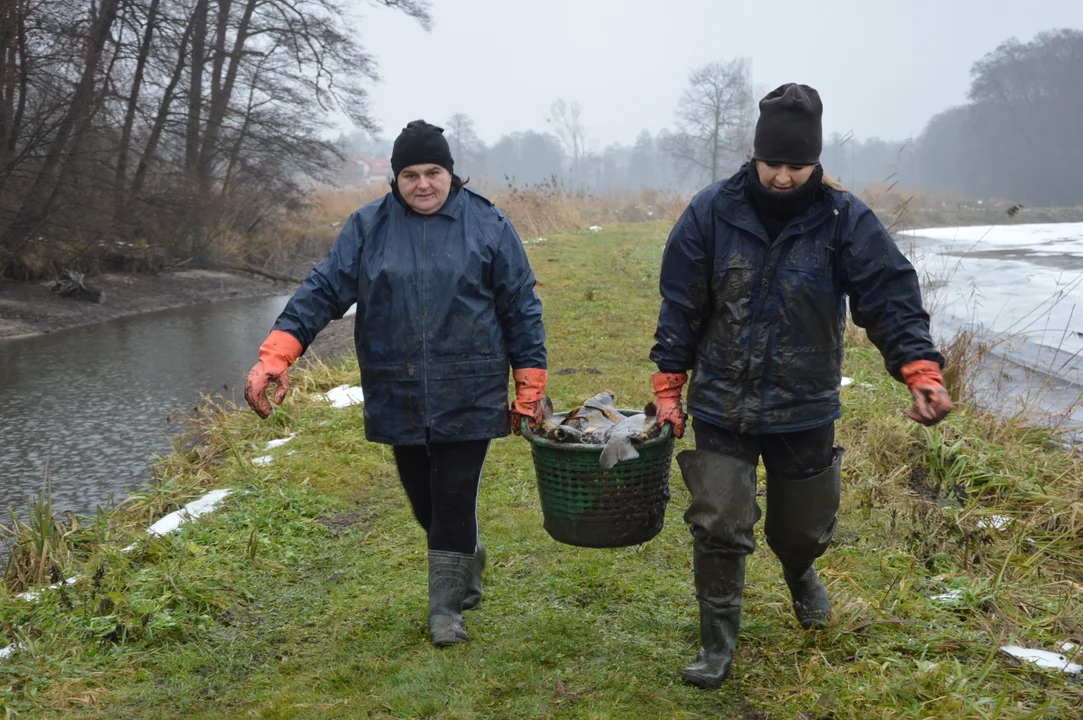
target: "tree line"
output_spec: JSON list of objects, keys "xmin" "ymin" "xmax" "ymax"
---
[
  {"xmin": 2, "ymin": 7, "xmax": 1078, "ymax": 281},
  {"xmin": 819, "ymin": 29, "xmax": 1083, "ymax": 209},
  {"xmin": 0, "ymin": 0, "xmax": 430, "ymax": 280},
  {"xmin": 341, "ymin": 29, "xmax": 1083, "ymax": 210},
  {"xmin": 335, "ymin": 56, "xmax": 757, "ymax": 196},
  {"xmin": 918, "ymin": 29, "xmax": 1082, "ymax": 207}
]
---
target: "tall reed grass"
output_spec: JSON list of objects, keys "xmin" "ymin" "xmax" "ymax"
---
[{"xmin": 0, "ymin": 475, "xmax": 79, "ymax": 591}]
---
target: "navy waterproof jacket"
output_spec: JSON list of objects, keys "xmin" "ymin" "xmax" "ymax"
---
[
  {"xmin": 650, "ymin": 164, "xmax": 944, "ymax": 434},
  {"xmin": 272, "ymin": 187, "xmax": 546, "ymax": 445}
]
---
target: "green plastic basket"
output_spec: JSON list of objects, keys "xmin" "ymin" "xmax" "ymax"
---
[{"xmin": 521, "ymin": 410, "xmax": 675, "ymax": 548}]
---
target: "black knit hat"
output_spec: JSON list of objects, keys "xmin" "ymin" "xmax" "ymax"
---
[
  {"xmin": 752, "ymin": 83, "xmax": 823, "ymax": 166},
  {"xmin": 391, "ymin": 120, "xmax": 454, "ymax": 177}
]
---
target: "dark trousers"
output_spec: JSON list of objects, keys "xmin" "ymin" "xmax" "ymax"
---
[
  {"xmin": 392, "ymin": 439, "xmax": 490, "ymax": 554},
  {"xmin": 691, "ymin": 417, "xmax": 835, "ymax": 480}
]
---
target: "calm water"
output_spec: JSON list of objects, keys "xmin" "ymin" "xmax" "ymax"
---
[{"xmin": 0, "ymin": 294, "xmax": 291, "ymax": 516}]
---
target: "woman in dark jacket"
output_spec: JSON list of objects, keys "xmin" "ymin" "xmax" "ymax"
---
[
  {"xmin": 649, "ymin": 84, "xmax": 952, "ymax": 688},
  {"xmin": 244, "ymin": 120, "xmax": 548, "ymax": 647}
]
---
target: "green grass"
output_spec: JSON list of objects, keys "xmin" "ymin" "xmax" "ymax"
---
[{"xmin": 2, "ymin": 222, "xmax": 1082, "ymax": 719}]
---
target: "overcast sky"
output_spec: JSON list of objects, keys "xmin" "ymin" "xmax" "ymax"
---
[{"xmin": 346, "ymin": 0, "xmax": 1082, "ymax": 148}]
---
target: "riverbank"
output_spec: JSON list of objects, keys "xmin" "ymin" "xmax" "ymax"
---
[
  {"xmin": 0, "ymin": 269, "xmax": 297, "ymax": 341},
  {"xmin": 1, "ymin": 222, "xmax": 1080, "ymax": 719},
  {"xmin": 5, "ymin": 203, "xmax": 1083, "ymax": 345}
]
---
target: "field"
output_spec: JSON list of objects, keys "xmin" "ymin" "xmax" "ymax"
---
[{"xmin": 1, "ymin": 222, "xmax": 1082, "ymax": 719}]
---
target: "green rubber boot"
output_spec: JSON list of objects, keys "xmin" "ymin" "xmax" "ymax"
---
[
  {"xmin": 462, "ymin": 542, "xmax": 486, "ymax": 611},
  {"xmin": 677, "ymin": 449, "xmax": 760, "ymax": 688},
  {"xmin": 682, "ymin": 547, "xmax": 746, "ymax": 688},
  {"xmin": 765, "ymin": 448, "xmax": 843, "ymax": 630},
  {"xmin": 427, "ymin": 550, "xmax": 472, "ymax": 646}
]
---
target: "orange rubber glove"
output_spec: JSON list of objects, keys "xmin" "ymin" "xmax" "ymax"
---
[
  {"xmin": 244, "ymin": 330, "xmax": 303, "ymax": 419},
  {"xmin": 651, "ymin": 371, "xmax": 688, "ymax": 438},
  {"xmin": 901, "ymin": 359, "xmax": 953, "ymax": 426},
  {"xmin": 511, "ymin": 368, "xmax": 547, "ymax": 435}
]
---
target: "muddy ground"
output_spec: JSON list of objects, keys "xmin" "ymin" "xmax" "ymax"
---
[{"xmin": 0, "ymin": 269, "xmax": 295, "ymax": 341}]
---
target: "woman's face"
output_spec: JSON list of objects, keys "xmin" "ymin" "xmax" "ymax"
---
[
  {"xmin": 756, "ymin": 161, "xmax": 816, "ymax": 192},
  {"xmin": 397, "ymin": 164, "xmax": 452, "ymax": 214}
]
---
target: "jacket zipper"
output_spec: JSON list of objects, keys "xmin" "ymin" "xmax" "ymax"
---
[
  {"xmin": 741, "ymin": 221, "xmax": 820, "ymax": 431},
  {"xmin": 420, "ymin": 220, "xmax": 431, "ymax": 429}
]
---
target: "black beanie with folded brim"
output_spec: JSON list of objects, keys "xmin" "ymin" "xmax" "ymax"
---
[
  {"xmin": 391, "ymin": 120, "xmax": 455, "ymax": 178},
  {"xmin": 752, "ymin": 83, "xmax": 823, "ymax": 166}
]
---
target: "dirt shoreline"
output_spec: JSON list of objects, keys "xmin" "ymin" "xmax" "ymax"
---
[{"xmin": 0, "ymin": 269, "xmax": 298, "ymax": 341}]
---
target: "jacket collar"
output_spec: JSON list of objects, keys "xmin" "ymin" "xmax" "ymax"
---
[{"xmin": 712, "ymin": 164, "xmax": 835, "ymax": 244}]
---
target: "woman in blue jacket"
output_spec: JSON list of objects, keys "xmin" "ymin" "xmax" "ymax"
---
[
  {"xmin": 244, "ymin": 120, "xmax": 548, "ymax": 647},
  {"xmin": 649, "ymin": 85, "xmax": 952, "ymax": 687}
]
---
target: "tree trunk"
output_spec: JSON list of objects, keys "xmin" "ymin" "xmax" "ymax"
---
[
  {"xmin": 209, "ymin": 0, "xmax": 233, "ymax": 102},
  {"xmin": 196, "ymin": 0, "xmax": 256, "ymax": 195},
  {"xmin": 220, "ymin": 67, "xmax": 262, "ymax": 198},
  {"xmin": 185, "ymin": 0, "xmax": 208, "ymax": 180},
  {"xmin": 711, "ymin": 107, "xmax": 721, "ymax": 182},
  {"xmin": 128, "ymin": 10, "xmax": 198, "ymax": 210},
  {"xmin": 0, "ymin": 3, "xmax": 12, "ymax": 164},
  {"xmin": 113, "ymin": 0, "xmax": 161, "ymax": 227},
  {"xmin": 0, "ymin": 0, "xmax": 28, "ymax": 177},
  {"xmin": 0, "ymin": 0, "xmax": 121, "ymax": 250},
  {"xmin": 9, "ymin": 0, "xmax": 27, "ymax": 157}
]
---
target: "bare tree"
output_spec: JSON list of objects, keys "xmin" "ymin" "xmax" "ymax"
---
[
  {"xmin": 185, "ymin": 0, "xmax": 209, "ymax": 179},
  {"xmin": 666, "ymin": 58, "xmax": 754, "ymax": 184},
  {"xmin": 113, "ymin": 0, "xmax": 163, "ymax": 223},
  {"xmin": 0, "ymin": 0, "xmax": 433, "ymax": 278},
  {"xmin": 0, "ymin": 0, "xmax": 30, "ymax": 174},
  {"xmin": 0, "ymin": 0, "xmax": 122, "ymax": 255},
  {"xmin": 445, "ymin": 113, "xmax": 486, "ymax": 176},
  {"xmin": 548, "ymin": 98, "xmax": 586, "ymax": 183}
]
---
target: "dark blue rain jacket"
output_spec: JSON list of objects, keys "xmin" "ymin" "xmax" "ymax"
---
[
  {"xmin": 651, "ymin": 164, "xmax": 943, "ymax": 434},
  {"xmin": 272, "ymin": 187, "xmax": 546, "ymax": 445}
]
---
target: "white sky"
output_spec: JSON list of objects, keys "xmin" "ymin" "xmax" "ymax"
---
[{"xmin": 345, "ymin": 0, "xmax": 1083, "ymax": 148}]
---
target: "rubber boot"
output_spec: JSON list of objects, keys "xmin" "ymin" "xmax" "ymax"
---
[
  {"xmin": 765, "ymin": 448, "xmax": 843, "ymax": 630},
  {"xmin": 462, "ymin": 542, "xmax": 486, "ymax": 611},
  {"xmin": 427, "ymin": 550, "xmax": 473, "ymax": 646},
  {"xmin": 784, "ymin": 565, "xmax": 830, "ymax": 630},
  {"xmin": 682, "ymin": 547, "xmax": 746, "ymax": 688},
  {"xmin": 677, "ymin": 450, "xmax": 760, "ymax": 689}
]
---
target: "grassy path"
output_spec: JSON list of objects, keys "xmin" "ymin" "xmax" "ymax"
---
[{"xmin": 2, "ymin": 222, "xmax": 1081, "ymax": 719}]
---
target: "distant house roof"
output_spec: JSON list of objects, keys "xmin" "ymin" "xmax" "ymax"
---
[{"xmin": 355, "ymin": 155, "xmax": 391, "ymax": 175}]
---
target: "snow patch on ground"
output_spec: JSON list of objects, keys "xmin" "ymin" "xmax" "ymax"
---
[
  {"xmin": 931, "ymin": 589, "xmax": 964, "ymax": 602},
  {"xmin": 322, "ymin": 384, "xmax": 364, "ymax": 408},
  {"xmin": 976, "ymin": 514, "xmax": 1012, "ymax": 530},
  {"xmin": 1000, "ymin": 645, "xmax": 1083, "ymax": 675},
  {"xmin": 16, "ymin": 576, "xmax": 78, "ymax": 602},
  {"xmin": 264, "ymin": 434, "xmax": 295, "ymax": 450},
  {"xmin": 121, "ymin": 489, "xmax": 233, "ymax": 551}
]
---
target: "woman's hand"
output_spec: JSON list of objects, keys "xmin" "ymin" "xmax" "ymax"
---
[
  {"xmin": 244, "ymin": 330, "xmax": 303, "ymax": 419},
  {"xmin": 510, "ymin": 368, "xmax": 547, "ymax": 434},
  {"xmin": 651, "ymin": 371, "xmax": 688, "ymax": 438},
  {"xmin": 901, "ymin": 360, "xmax": 952, "ymax": 426}
]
